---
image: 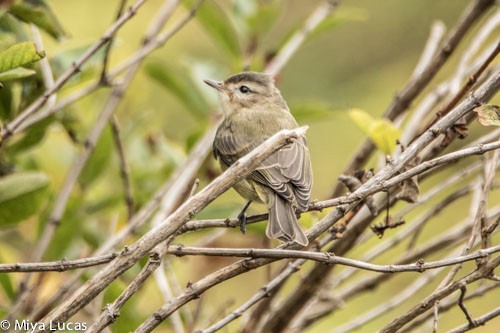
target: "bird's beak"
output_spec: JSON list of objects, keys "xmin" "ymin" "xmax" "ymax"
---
[{"xmin": 203, "ymin": 79, "xmax": 225, "ymax": 91}]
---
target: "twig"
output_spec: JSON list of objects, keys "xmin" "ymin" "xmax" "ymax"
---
[
  {"xmin": 264, "ymin": 0, "xmax": 340, "ymax": 77},
  {"xmin": 166, "ymin": 245, "xmax": 499, "ymax": 274},
  {"xmin": 436, "ymin": 149, "xmax": 498, "ymax": 288},
  {"xmin": 30, "ymin": 24, "xmax": 56, "ymax": 110},
  {"xmin": 401, "ymin": 282, "xmax": 499, "ymax": 332},
  {"xmin": 458, "ymin": 285, "xmax": 476, "ymax": 328},
  {"xmin": 445, "ymin": 307, "xmax": 500, "ymax": 333},
  {"xmin": 0, "ymin": 253, "xmax": 118, "ymax": 273},
  {"xmin": 480, "ymin": 149, "xmax": 499, "ymax": 251},
  {"xmin": 433, "ymin": 302, "xmax": 439, "ymax": 333},
  {"xmin": 86, "ymin": 251, "xmax": 163, "ymax": 333},
  {"xmin": 450, "ymin": 9, "xmax": 500, "ymax": 94},
  {"xmin": 330, "ymin": 0, "xmax": 496, "ymax": 198},
  {"xmin": 332, "ymin": 182, "xmax": 476, "ymax": 290},
  {"xmin": 411, "ymin": 21, "xmax": 446, "ymax": 80},
  {"xmin": 109, "ymin": 115, "xmax": 135, "ymax": 220},
  {"xmin": 378, "ymin": 256, "xmax": 500, "ymax": 333},
  {"xmin": 416, "ymin": 40, "xmax": 500, "ymax": 136},
  {"xmin": 100, "ymin": 0, "xmax": 128, "ymax": 84},
  {"xmin": 0, "ymin": 0, "xmax": 149, "ymax": 143},
  {"xmin": 329, "ymin": 266, "xmax": 445, "ymax": 333},
  {"xmin": 198, "ymin": 260, "xmax": 305, "ymax": 333}
]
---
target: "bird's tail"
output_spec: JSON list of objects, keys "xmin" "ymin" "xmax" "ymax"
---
[{"xmin": 266, "ymin": 194, "xmax": 308, "ymax": 246}]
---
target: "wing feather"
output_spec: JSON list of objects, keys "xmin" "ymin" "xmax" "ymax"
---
[{"xmin": 213, "ymin": 121, "xmax": 312, "ymax": 210}]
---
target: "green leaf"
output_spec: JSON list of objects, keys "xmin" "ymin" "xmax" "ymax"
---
[
  {"xmin": 0, "ymin": 66, "xmax": 35, "ymax": 81},
  {"xmin": 369, "ymin": 119, "xmax": 400, "ymax": 155},
  {"xmin": 186, "ymin": 0, "xmax": 240, "ymax": 57},
  {"xmin": 145, "ymin": 62, "xmax": 209, "ymax": 119},
  {"xmin": 348, "ymin": 108, "xmax": 400, "ymax": 154},
  {"xmin": 0, "ymin": 171, "xmax": 50, "ymax": 226},
  {"xmin": 8, "ymin": 0, "xmax": 66, "ymax": 40},
  {"xmin": 79, "ymin": 124, "xmax": 114, "ymax": 188},
  {"xmin": 473, "ymin": 104, "xmax": 500, "ymax": 126},
  {"xmin": 0, "ymin": 41, "xmax": 45, "ymax": 73}
]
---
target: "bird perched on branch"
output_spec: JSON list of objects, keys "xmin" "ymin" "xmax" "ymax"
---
[{"xmin": 204, "ymin": 72, "xmax": 312, "ymax": 246}]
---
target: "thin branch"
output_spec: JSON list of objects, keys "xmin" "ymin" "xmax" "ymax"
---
[
  {"xmin": 293, "ymin": 218, "xmax": 489, "ymax": 331},
  {"xmin": 30, "ymin": 120, "xmax": 215, "ymax": 320},
  {"xmin": 166, "ymin": 245, "xmax": 499, "ymax": 274},
  {"xmin": 416, "ymin": 40, "xmax": 499, "ymax": 136},
  {"xmin": 0, "ymin": 253, "xmax": 118, "ymax": 273},
  {"xmin": 86, "ymin": 251, "xmax": 163, "ymax": 333},
  {"xmin": 330, "ymin": 266, "xmax": 445, "ymax": 333},
  {"xmin": 264, "ymin": 0, "xmax": 340, "ymax": 77},
  {"xmin": 458, "ymin": 286, "xmax": 476, "ymax": 328},
  {"xmin": 401, "ymin": 282, "xmax": 499, "ymax": 332},
  {"xmin": 100, "ymin": 0, "xmax": 128, "ymax": 84},
  {"xmin": 480, "ymin": 149, "xmax": 499, "ymax": 250},
  {"xmin": 199, "ymin": 260, "xmax": 306, "ymax": 333},
  {"xmin": 448, "ymin": 307, "xmax": 500, "ymax": 333},
  {"xmin": 378, "ymin": 256, "xmax": 500, "ymax": 333},
  {"xmin": 109, "ymin": 115, "xmax": 135, "ymax": 220},
  {"xmin": 437, "ymin": 149, "xmax": 498, "ymax": 288},
  {"xmin": 30, "ymin": 24, "xmax": 56, "ymax": 110},
  {"xmin": 410, "ymin": 21, "xmax": 446, "ymax": 79}
]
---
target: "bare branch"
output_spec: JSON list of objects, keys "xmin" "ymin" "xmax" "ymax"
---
[
  {"xmin": 166, "ymin": 245, "xmax": 499, "ymax": 274},
  {"xmin": 448, "ymin": 307, "xmax": 500, "ymax": 333},
  {"xmin": 0, "ymin": 254, "xmax": 118, "ymax": 273},
  {"xmin": 378, "ymin": 256, "xmax": 500, "ymax": 333}
]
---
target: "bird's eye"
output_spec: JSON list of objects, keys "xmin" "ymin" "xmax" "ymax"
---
[{"xmin": 239, "ymin": 85, "xmax": 250, "ymax": 93}]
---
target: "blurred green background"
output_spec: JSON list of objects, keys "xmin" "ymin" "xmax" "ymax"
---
[{"xmin": 0, "ymin": 0, "xmax": 498, "ymax": 332}]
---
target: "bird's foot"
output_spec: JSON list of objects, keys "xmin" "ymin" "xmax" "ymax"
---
[{"xmin": 237, "ymin": 211, "xmax": 247, "ymax": 234}]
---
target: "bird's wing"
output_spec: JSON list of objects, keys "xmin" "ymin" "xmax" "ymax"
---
[
  {"xmin": 254, "ymin": 137, "xmax": 312, "ymax": 210},
  {"xmin": 214, "ymin": 130, "xmax": 312, "ymax": 209}
]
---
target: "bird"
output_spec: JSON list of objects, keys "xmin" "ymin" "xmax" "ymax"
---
[{"xmin": 204, "ymin": 71, "xmax": 312, "ymax": 246}]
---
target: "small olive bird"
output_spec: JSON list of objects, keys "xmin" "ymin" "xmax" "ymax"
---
[{"xmin": 204, "ymin": 72, "xmax": 312, "ymax": 246}]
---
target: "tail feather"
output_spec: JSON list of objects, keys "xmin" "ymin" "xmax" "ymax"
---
[{"xmin": 266, "ymin": 194, "xmax": 308, "ymax": 246}]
